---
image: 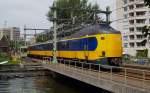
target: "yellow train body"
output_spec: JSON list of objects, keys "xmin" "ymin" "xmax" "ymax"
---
[{"xmin": 28, "ymin": 34, "xmax": 122, "ymax": 61}]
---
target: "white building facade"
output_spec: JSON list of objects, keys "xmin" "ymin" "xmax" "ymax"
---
[
  {"xmin": 116, "ymin": 0, "xmax": 150, "ymax": 57},
  {"xmin": 0, "ymin": 27, "xmax": 20, "ymax": 41}
]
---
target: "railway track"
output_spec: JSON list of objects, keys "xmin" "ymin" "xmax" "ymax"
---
[{"xmin": 124, "ymin": 63, "xmax": 150, "ymax": 70}]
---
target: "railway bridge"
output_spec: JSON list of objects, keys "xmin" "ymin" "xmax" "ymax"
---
[{"xmin": 41, "ymin": 58, "xmax": 150, "ymax": 93}]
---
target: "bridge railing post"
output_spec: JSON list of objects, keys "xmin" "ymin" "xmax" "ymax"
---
[
  {"xmin": 99, "ymin": 64, "xmax": 101, "ymax": 72},
  {"xmin": 110, "ymin": 66, "xmax": 113, "ymax": 81},
  {"xmin": 63, "ymin": 60, "xmax": 65, "ymax": 71},
  {"xmin": 142, "ymin": 70, "xmax": 145, "ymax": 90},
  {"xmin": 98, "ymin": 64, "xmax": 101, "ymax": 78},
  {"xmin": 125, "ymin": 68, "xmax": 127, "ymax": 85},
  {"xmin": 49, "ymin": 57, "xmax": 51, "ymax": 64},
  {"xmin": 64, "ymin": 59, "xmax": 65, "ymax": 65},
  {"xmin": 69, "ymin": 60, "xmax": 70, "ymax": 67},
  {"xmin": 82, "ymin": 62, "xmax": 84, "ymax": 70},
  {"xmin": 75, "ymin": 61, "xmax": 77, "ymax": 68},
  {"xmin": 89, "ymin": 63, "xmax": 91, "ymax": 70}
]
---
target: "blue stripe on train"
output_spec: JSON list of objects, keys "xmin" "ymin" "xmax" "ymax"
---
[{"xmin": 30, "ymin": 37, "xmax": 98, "ymax": 51}]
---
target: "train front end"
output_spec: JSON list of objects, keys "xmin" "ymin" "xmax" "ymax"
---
[{"xmin": 97, "ymin": 31, "xmax": 122, "ymax": 66}]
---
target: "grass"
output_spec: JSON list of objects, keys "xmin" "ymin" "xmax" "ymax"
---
[
  {"xmin": 7, "ymin": 60, "xmax": 20, "ymax": 65},
  {"xmin": 0, "ymin": 53, "xmax": 9, "ymax": 62},
  {"xmin": 0, "ymin": 53, "xmax": 21, "ymax": 65}
]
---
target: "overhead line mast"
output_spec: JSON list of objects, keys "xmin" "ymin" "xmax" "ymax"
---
[{"xmin": 52, "ymin": 0, "xmax": 58, "ymax": 63}]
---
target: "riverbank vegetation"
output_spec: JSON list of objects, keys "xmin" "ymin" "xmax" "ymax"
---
[
  {"xmin": 0, "ymin": 53, "xmax": 9, "ymax": 62},
  {"xmin": 0, "ymin": 53, "xmax": 20, "ymax": 65}
]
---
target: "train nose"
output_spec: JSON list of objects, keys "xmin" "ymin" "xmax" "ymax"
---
[{"xmin": 107, "ymin": 35, "xmax": 122, "ymax": 57}]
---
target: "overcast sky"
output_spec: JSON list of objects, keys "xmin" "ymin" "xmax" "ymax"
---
[{"xmin": 0, "ymin": 0, "xmax": 116, "ymax": 34}]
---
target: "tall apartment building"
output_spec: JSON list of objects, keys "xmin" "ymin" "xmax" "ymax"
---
[
  {"xmin": 116, "ymin": 0, "xmax": 150, "ymax": 57},
  {"xmin": 0, "ymin": 27, "xmax": 20, "ymax": 41}
]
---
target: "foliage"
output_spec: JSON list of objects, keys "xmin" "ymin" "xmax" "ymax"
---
[
  {"xmin": 0, "ymin": 53, "xmax": 9, "ymax": 62},
  {"xmin": 9, "ymin": 40, "xmax": 24, "ymax": 52},
  {"xmin": 0, "ymin": 53, "xmax": 20, "ymax": 65},
  {"xmin": 37, "ymin": 0, "xmax": 101, "ymax": 43},
  {"xmin": 36, "ymin": 33, "xmax": 51, "ymax": 43},
  {"xmin": 136, "ymin": 49, "xmax": 148, "ymax": 58},
  {"xmin": 144, "ymin": 0, "xmax": 150, "ymax": 7},
  {"xmin": 47, "ymin": 0, "xmax": 100, "ymax": 24},
  {"xmin": 140, "ymin": 1, "xmax": 150, "ymax": 55},
  {"xmin": 141, "ymin": 1, "xmax": 150, "ymax": 44},
  {"xmin": 7, "ymin": 60, "xmax": 20, "ymax": 65},
  {"xmin": 141, "ymin": 26, "xmax": 150, "ymax": 46}
]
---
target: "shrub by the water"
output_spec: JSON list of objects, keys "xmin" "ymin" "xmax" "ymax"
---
[{"xmin": 0, "ymin": 53, "xmax": 9, "ymax": 62}]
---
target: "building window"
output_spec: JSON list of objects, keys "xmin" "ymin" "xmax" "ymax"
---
[
  {"xmin": 136, "ymin": 42, "xmax": 145, "ymax": 47},
  {"xmin": 124, "ymin": 0, "xmax": 127, "ymax": 4},
  {"xmin": 129, "ymin": 0, "xmax": 134, "ymax": 3},
  {"xmin": 136, "ymin": 4, "xmax": 144, "ymax": 9},
  {"xmin": 129, "ymin": 12, "xmax": 134, "ymax": 17},
  {"xmin": 129, "ymin": 5, "xmax": 134, "ymax": 10},
  {"xmin": 129, "ymin": 20, "xmax": 134, "ymax": 25},
  {"xmin": 123, "ymin": 36, "xmax": 128, "ymax": 41},
  {"xmin": 136, "ymin": 11, "xmax": 146, "ymax": 16},
  {"xmin": 129, "ymin": 35, "xmax": 135, "ymax": 40},
  {"xmin": 129, "ymin": 42, "xmax": 135, "ymax": 48},
  {"xmin": 124, "ymin": 7, "xmax": 128, "ymax": 11},
  {"xmin": 136, "ymin": 27, "xmax": 143, "ymax": 32},
  {"xmin": 124, "ymin": 43, "xmax": 128, "ymax": 48},
  {"xmin": 136, "ymin": 35, "xmax": 145, "ymax": 40},
  {"xmin": 129, "ymin": 27, "xmax": 134, "ymax": 32},
  {"xmin": 136, "ymin": 19, "xmax": 146, "ymax": 24}
]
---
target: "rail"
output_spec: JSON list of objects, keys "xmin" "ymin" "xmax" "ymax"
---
[
  {"xmin": 123, "ymin": 60, "xmax": 150, "ymax": 66},
  {"xmin": 42, "ymin": 57, "xmax": 150, "ymax": 91}
]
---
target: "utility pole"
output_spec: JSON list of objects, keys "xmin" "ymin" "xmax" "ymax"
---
[
  {"xmin": 106, "ymin": 6, "xmax": 111, "ymax": 24},
  {"xmin": 24, "ymin": 25, "xmax": 27, "ymax": 46},
  {"xmin": 52, "ymin": 0, "xmax": 58, "ymax": 63}
]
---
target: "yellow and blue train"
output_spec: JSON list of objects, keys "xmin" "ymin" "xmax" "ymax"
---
[{"xmin": 27, "ymin": 24, "xmax": 122, "ymax": 66}]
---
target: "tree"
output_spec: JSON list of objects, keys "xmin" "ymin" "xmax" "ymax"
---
[
  {"xmin": 140, "ymin": 1, "xmax": 150, "ymax": 48},
  {"xmin": 144, "ymin": 0, "xmax": 150, "ymax": 7},
  {"xmin": 36, "ymin": 31, "xmax": 52, "ymax": 43},
  {"xmin": 9, "ymin": 40, "xmax": 24, "ymax": 53},
  {"xmin": 141, "ymin": 26, "xmax": 150, "ymax": 46},
  {"xmin": 47, "ymin": 0, "xmax": 100, "ymax": 25}
]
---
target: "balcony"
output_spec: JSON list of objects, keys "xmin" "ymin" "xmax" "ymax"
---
[
  {"xmin": 129, "ymin": 20, "xmax": 135, "ymax": 25},
  {"xmin": 128, "ymin": 0, "xmax": 135, "ymax": 5},
  {"xmin": 135, "ymin": 8, "xmax": 147, "ymax": 12}
]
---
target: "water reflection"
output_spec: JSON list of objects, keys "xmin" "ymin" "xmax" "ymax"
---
[
  {"xmin": 0, "ymin": 75, "xmax": 110, "ymax": 93},
  {"xmin": 0, "ymin": 76, "xmax": 82, "ymax": 93}
]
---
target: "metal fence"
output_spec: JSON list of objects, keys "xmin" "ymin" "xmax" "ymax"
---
[{"xmin": 42, "ymin": 57, "xmax": 150, "ymax": 91}]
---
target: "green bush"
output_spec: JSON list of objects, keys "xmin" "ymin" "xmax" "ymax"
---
[
  {"xmin": 0, "ymin": 53, "xmax": 9, "ymax": 62},
  {"xmin": 136, "ymin": 49, "xmax": 148, "ymax": 58}
]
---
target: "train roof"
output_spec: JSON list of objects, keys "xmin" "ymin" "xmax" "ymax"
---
[
  {"xmin": 28, "ymin": 24, "xmax": 120, "ymax": 47},
  {"xmin": 65, "ymin": 23, "xmax": 121, "ymax": 39}
]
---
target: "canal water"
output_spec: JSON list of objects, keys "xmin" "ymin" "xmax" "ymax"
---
[{"xmin": 0, "ymin": 75, "xmax": 110, "ymax": 93}]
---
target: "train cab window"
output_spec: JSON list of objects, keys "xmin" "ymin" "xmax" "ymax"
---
[{"xmin": 88, "ymin": 37, "xmax": 98, "ymax": 51}]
